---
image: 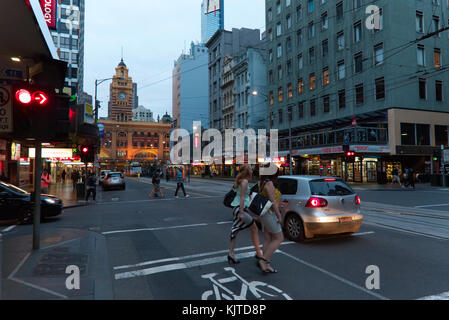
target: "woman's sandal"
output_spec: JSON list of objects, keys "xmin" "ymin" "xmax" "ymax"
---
[{"xmin": 265, "ymin": 261, "xmax": 278, "ymax": 273}]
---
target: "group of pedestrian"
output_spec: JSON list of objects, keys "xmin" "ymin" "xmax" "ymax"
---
[
  {"xmin": 391, "ymin": 166, "xmax": 416, "ymax": 190},
  {"xmin": 227, "ymin": 164, "xmax": 284, "ymax": 274},
  {"xmin": 148, "ymin": 167, "xmax": 189, "ymax": 199}
]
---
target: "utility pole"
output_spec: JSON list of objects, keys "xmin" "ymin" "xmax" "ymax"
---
[
  {"xmin": 33, "ymin": 140, "xmax": 42, "ymax": 250},
  {"xmin": 288, "ymin": 107, "xmax": 293, "ymax": 175}
]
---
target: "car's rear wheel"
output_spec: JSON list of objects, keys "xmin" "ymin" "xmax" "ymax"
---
[{"xmin": 284, "ymin": 213, "xmax": 306, "ymax": 242}]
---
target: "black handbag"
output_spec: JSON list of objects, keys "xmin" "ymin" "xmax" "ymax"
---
[
  {"xmin": 223, "ymin": 187, "xmax": 237, "ymax": 208},
  {"xmin": 248, "ymin": 181, "xmax": 272, "ymax": 216}
]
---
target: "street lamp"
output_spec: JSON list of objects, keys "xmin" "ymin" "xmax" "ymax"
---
[
  {"xmin": 95, "ymin": 77, "xmax": 124, "ymax": 123},
  {"xmin": 251, "ymin": 90, "xmax": 270, "ymax": 130}
]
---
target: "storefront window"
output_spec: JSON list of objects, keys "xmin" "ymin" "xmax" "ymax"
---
[
  {"xmin": 416, "ymin": 124, "xmax": 430, "ymax": 145},
  {"xmin": 400, "ymin": 123, "xmax": 416, "ymax": 145},
  {"xmin": 435, "ymin": 125, "xmax": 448, "ymax": 147}
]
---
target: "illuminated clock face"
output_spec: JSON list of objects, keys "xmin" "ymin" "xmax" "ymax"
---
[{"xmin": 119, "ymin": 93, "xmax": 126, "ymax": 100}]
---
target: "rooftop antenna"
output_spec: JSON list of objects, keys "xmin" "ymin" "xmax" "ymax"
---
[{"xmin": 121, "ymin": 46, "xmax": 124, "ymax": 61}]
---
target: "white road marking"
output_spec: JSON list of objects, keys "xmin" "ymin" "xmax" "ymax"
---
[
  {"xmin": 96, "ymin": 196, "xmax": 220, "ymax": 206},
  {"xmin": 418, "ymin": 291, "xmax": 449, "ymax": 300},
  {"xmin": 353, "ymin": 231, "xmax": 375, "ymax": 236},
  {"xmin": 1, "ymin": 225, "xmax": 17, "ymax": 233},
  {"xmin": 8, "ymin": 253, "xmax": 68, "ymax": 299},
  {"xmin": 363, "ymin": 220, "xmax": 448, "ymax": 240},
  {"xmin": 102, "ymin": 223, "xmax": 209, "ymax": 235},
  {"xmin": 277, "ymin": 250, "xmax": 389, "ymax": 300},
  {"xmin": 414, "ymin": 203, "xmax": 449, "ymax": 208}
]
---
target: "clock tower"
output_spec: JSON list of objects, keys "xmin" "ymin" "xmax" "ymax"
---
[{"xmin": 108, "ymin": 59, "xmax": 134, "ymax": 121}]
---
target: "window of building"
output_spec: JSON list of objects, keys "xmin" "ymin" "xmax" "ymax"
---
[
  {"xmin": 298, "ymin": 78, "xmax": 304, "ymax": 94},
  {"xmin": 338, "ymin": 60, "xmax": 345, "ymax": 79},
  {"xmin": 419, "ymin": 78, "xmax": 427, "ymax": 99},
  {"xmin": 268, "ymin": 8, "xmax": 273, "ymax": 22},
  {"xmin": 297, "ymin": 5, "xmax": 302, "ymax": 21},
  {"xmin": 310, "ymin": 99, "xmax": 316, "ymax": 116},
  {"xmin": 309, "ymin": 73, "xmax": 316, "ymax": 90},
  {"xmin": 277, "ymin": 1, "xmax": 281, "ymax": 14},
  {"xmin": 286, "ymin": 0, "xmax": 291, "ymax": 7},
  {"xmin": 353, "ymin": 0, "xmax": 361, "ymax": 9},
  {"xmin": 432, "ymin": 16, "xmax": 440, "ymax": 35},
  {"xmin": 288, "ymin": 106, "xmax": 293, "ymax": 121},
  {"xmin": 321, "ymin": 12, "xmax": 328, "ymax": 30},
  {"xmin": 355, "ymin": 83, "xmax": 364, "ymax": 105},
  {"xmin": 287, "ymin": 59, "xmax": 293, "ymax": 74},
  {"xmin": 277, "ymin": 22, "xmax": 282, "ymax": 36},
  {"xmin": 374, "ymin": 43, "xmax": 384, "ymax": 65},
  {"xmin": 435, "ymin": 125, "xmax": 448, "ymax": 147},
  {"xmin": 278, "ymin": 65, "xmax": 283, "ymax": 79},
  {"xmin": 308, "ymin": 21, "xmax": 315, "ymax": 39},
  {"xmin": 297, "ymin": 29, "xmax": 303, "ymax": 47},
  {"xmin": 298, "ymin": 102, "xmax": 304, "ymax": 119},
  {"xmin": 323, "ymin": 67, "xmax": 330, "ymax": 85},
  {"xmin": 338, "ymin": 89, "xmax": 346, "ymax": 109},
  {"xmin": 336, "ymin": 2, "xmax": 344, "ymax": 21},
  {"xmin": 298, "ymin": 53, "xmax": 303, "ymax": 70},
  {"xmin": 269, "ymin": 91, "xmax": 274, "ymax": 105},
  {"xmin": 417, "ymin": 124, "xmax": 431, "ymax": 145},
  {"xmin": 353, "ymin": 21, "xmax": 362, "ymax": 42},
  {"xmin": 323, "ymin": 95, "xmax": 330, "ymax": 113},
  {"xmin": 286, "ymin": 37, "xmax": 292, "ymax": 53},
  {"xmin": 277, "ymin": 44, "xmax": 282, "ymax": 58},
  {"xmin": 269, "ymin": 50, "xmax": 273, "ymax": 62},
  {"xmin": 287, "ymin": 15, "xmax": 292, "ymax": 29},
  {"xmin": 375, "ymin": 77, "xmax": 385, "ymax": 100},
  {"xmin": 417, "ymin": 45, "xmax": 425, "ymax": 66},
  {"xmin": 436, "ymin": 80, "xmax": 443, "ymax": 101},
  {"xmin": 269, "ymin": 70, "xmax": 274, "ymax": 84},
  {"xmin": 434, "ymin": 48, "xmax": 441, "ymax": 68},
  {"xmin": 288, "ymin": 83, "xmax": 293, "ymax": 99},
  {"xmin": 337, "ymin": 31, "xmax": 345, "ymax": 50},
  {"xmin": 416, "ymin": 11, "xmax": 424, "ymax": 33},
  {"xmin": 278, "ymin": 87, "xmax": 283, "ymax": 102},
  {"xmin": 401, "ymin": 123, "xmax": 416, "ymax": 145},
  {"xmin": 322, "ymin": 39, "xmax": 328, "ymax": 57},
  {"xmin": 354, "ymin": 52, "xmax": 363, "ymax": 73},
  {"xmin": 309, "ymin": 46, "xmax": 315, "ymax": 64},
  {"xmin": 308, "ymin": 0, "xmax": 314, "ymax": 13}
]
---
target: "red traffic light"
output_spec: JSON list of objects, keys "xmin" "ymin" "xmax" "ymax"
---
[
  {"xmin": 15, "ymin": 89, "xmax": 32, "ymax": 104},
  {"xmin": 15, "ymin": 89, "xmax": 48, "ymax": 105},
  {"xmin": 33, "ymin": 92, "xmax": 48, "ymax": 105},
  {"xmin": 346, "ymin": 152, "xmax": 355, "ymax": 157}
]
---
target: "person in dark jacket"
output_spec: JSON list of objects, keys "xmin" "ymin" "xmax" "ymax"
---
[{"xmin": 86, "ymin": 173, "xmax": 97, "ymax": 202}]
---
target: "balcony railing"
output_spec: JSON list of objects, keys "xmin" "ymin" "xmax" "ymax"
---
[{"xmin": 279, "ymin": 127, "xmax": 388, "ymax": 151}]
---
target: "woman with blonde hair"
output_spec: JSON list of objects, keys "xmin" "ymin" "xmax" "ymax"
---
[{"xmin": 228, "ymin": 164, "xmax": 263, "ymax": 264}]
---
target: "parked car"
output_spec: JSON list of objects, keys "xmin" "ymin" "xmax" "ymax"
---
[
  {"xmin": 0, "ymin": 181, "xmax": 63, "ymax": 223},
  {"xmin": 99, "ymin": 170, "xmax": 111, "ymax": 186},
  {"xmin": 102, "ymin": 172, "xmax": 126, "ymax": 191},
  {"xmin": 277, "ymin": 176, "xmax": 363, "ymax": 242}
]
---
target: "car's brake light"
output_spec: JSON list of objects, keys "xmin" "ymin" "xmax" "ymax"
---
[
  {"xmin": 324, "ymin": 178, "xmax": 336, "ymax": 182},
  {"xmin": 305, "ymin": 197, "xmax": 328, "ymax": 208},
  {"xmin": 355, "ymin": 195, "xmax": 361, "ymax": 206}
]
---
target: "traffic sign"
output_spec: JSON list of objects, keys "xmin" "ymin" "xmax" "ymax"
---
[
  {"xmin": 0, "ymin": 85, "xmax": 13, "ymax": 133},
  {"xmin": 443, "ymin": 149, "xmax": 449, "ymax": 163}
]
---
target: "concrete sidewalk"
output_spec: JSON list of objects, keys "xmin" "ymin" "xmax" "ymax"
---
[{"xmin": 0, "ymin": 227, "xmax": 113, "ymax": 300}]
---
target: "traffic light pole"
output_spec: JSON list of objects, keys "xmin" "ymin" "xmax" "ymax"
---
[{"xmin": 33, "ymin": 140, "xmax": 42, "ymax": 250}]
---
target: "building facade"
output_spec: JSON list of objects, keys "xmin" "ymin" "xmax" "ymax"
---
[
  {"xmin": 206, "ymin": 28, "xmax": 262, "ymax": 132},
  {"xmin": 232, "ymin": 47, "xmax": 267, "ymax": 130},
  {"xmin": 172, "ymin": 42, "xmax": 209, "ymax": 133},
  {"xmin": 98, "ymin": 120, "xmax": 171, "ymax": 171},
  {"xmin": 108, "ymin": 59, "xmax": 134, "ymax": 122},
  {"xmin": 266, "ymin": 0, "xmax": 449, "ymax": 182},
  {"xmin": 44, "ymin": 0, "xmax": 85, "ymax": 98},
  {"xmin": 201, "ymin": 0, "xmax": 225, "ymax": 43},
  {"xmin": 133, "ymin": 105, "xmax": 155, "ymax": 122}
]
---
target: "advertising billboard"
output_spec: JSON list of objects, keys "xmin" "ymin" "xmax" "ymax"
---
[
  {"xmin": 84, "ymin": 103, "xmax": 94, "ymax": 124},
  {"xmin": 204, "ymin": 0, "xmax": 221, "ymax": 14},
  {"xmin": 39, "ymin": 0, "xmax": 57, "ymax": 29}
]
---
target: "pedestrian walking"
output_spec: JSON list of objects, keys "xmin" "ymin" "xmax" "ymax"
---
[
  {"xmin": 408, "ymin": 168, "xmax": 416, "ymax": 190},
  {"xmin": 72, "ymin": 170, "xmax": 80, "ymax": 190},
  {"xmin": 402, "ymin": 168, "xmax": 410, "ymax": 188},
  {"xmin": 391, "ymin": 167, "xmax": 401, "ymax": 186},
  {"xmin": 149, "ymin": 169, "xmax": 164, "ymax": 198},
  {"xmin": 256, "ymin": 167, "xmax": 284, "ymax": 274},
  {"xmin": 228, "ymin": 164, "xmax": 263, "ymax": 264},
  {"xmin": 86, "ymin": 172, "xmax": 97, "ymax": 203},
  {"xmin": 41, "ymin": 169, "xmax": 51, "ymax": 194},
  {"xmin": 62, "ymin": 170, "xmax": 66, "ymax": 183},
  {"xmin": 174, "ymin": 167, "xmax": 189, "ymax": 198}
]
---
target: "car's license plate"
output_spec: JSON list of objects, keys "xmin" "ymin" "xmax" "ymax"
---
[{"xmin": 339, "ymin": 217, "xmax": 352, "ymax": 223}]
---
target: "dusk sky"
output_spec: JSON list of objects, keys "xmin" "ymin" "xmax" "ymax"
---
[{"xmin": 83, "ymin": 0, "xmax": 265, "ymax": 120}]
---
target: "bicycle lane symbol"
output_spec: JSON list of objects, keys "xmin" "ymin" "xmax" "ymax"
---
[{"xmin": 201, "ymin": 267, "xmax": 292, "ymax": 300}]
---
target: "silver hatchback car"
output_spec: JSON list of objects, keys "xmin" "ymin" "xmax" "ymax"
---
[
  {"xmin": 102, "ymin": 172, "xmax": 126, "ymax": 191},
  {"xmin": 277, "ymin": 176, "xmax": 363, "ymax": 242}
]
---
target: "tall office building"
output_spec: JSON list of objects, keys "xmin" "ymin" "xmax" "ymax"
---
[
  {"xmin": 40, "ymin": 0, "xmax": 85, "ymax": 98},
  {"xmin": 201, "ymin": 0, "xmax": 225, "ymax": 43},
  {"xmin": 266, "ymin": 0, "xmax": 449, "ymax": 182}
]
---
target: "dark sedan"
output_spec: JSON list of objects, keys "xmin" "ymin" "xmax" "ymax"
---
[{"xmin": 0, "ymin": 182, "xmax": 63, "ymax": 223}]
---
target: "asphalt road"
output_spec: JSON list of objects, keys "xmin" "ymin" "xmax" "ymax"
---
[{"xmin": 3, "ymin": 177, "xmax": 449, "ymax": 300}]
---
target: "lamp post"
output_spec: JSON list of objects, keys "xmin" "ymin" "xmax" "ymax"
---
[
  {"xmin": 251, "ymin": 90, "xmax": 270, "ymax": 130},
  {"xmin": 95, "ymin": 77, "xmax": 123, "ymax": 123}
]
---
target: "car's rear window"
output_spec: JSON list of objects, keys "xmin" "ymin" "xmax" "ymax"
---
[
  {"xmin": 278, "ymin": 178, "xmax": 298, "ymax": 195},
  {"xmin": 108, "ymin": 173, "xmax": 121, "ymax": 178},
  {"xmin": 309, "ymin": 179, "xmax": 354, "ymax": 196}
]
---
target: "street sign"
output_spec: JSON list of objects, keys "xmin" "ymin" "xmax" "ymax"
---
[{"xmin": 0, "ymin": 85, "xmax": 13, "ymax": 133}]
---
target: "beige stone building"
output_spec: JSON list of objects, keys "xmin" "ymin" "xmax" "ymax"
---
[{"xmin": 108, "ymin": 59, "xmax": 134, "ymax": 122}]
